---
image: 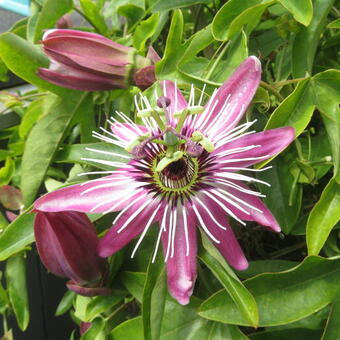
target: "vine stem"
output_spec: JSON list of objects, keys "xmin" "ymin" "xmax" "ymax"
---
[
  {"xmin": 274, "ymin": 77, "xmax": 307, "ymax": 88},
  {"xmin": 260, "ymin": 81, "xmax": 284, "ymax": 101}
]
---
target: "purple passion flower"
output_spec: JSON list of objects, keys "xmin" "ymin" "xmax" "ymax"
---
[
  {"xmin": 34, "ymin": 211, "xmax": 110, "ymax": 296},
  {"xmin": 38, "ymin": 29, "xmax": 152, "ymax": 91},
  {"xmin": 34, "ymin": 57, "xmax": 294, "ymax": 305}
]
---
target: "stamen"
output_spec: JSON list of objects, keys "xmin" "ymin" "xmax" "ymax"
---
[
  {"xmin": 182, "ymin": 206, "xmax": 190, "ymax": 256},
  {"xmin": 117, "ymin": 198, "xmax": 153, "ymax": 233},
  {"xmin": 170, "ymin": 207, "xmax": 178, "ymax": 258},
  {"xmin": 81, "ymin": 157, "xmax": 126, "ymax": 168},
  {"xmin": 216, "ymin": 188, "xmax": 263, "ymax": 213},
  {"xmin": 195, "ymin": 196, "xmax": 226, "ymax": 230},
  {"xmin": 216, "ymin": 171, "xmax": 271, "ymax": 187},
  {"xmin": 165, "ymin": 208, "xmax": 174, "ymax": 261},
  {"xmin": 192, "ymin": 203, "xmax": 220, "ymax": 243},
  {"xmin": 152, "ymin": 204, "xmax": 168, "ymax": 263},
  {"xmin": 203, "ymin": 190, "xmax": 247, "ymax": 226},
  {"xmin": 131, "ymin": 203, "xmax": 161, "ymax": 258},
  {"xmin": 85, "ymin": 147, "xmax": 131, "ymax": 159},
  {"xmin": 211, "ymin": 189, "xmax": 250, "ymax": 215}
]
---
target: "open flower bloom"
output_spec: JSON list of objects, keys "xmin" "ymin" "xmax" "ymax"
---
[
  {"xmin": 38, "ymin": 29, "xmax": 152, "ymax": 91},
  {"xmin": 34, "ymin": 211, "xmax": 110, "ymax": 296},
  {"xmin": 34, "ymin": 57, "xmax": 294, "ymax": 305}
]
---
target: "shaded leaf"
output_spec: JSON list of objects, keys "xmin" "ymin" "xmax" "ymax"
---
[
  {"xmin": 265, "ymin": 79, "xmax": 314, "ymax": 137},
  {"xmin": 292, "ymin": 0, "xmax": 335, "ymax": 77},
  {"xmin": 307, "ymin": 178, "xmax": 340, "ymax": 255},
  {"xmin": 0, "ymin": 32, "xmax": 66, "ymax": 95},
  {"xmin": 278, "ymin": 0, "xmax": 313, "ymax": 26},
  {"xmin": 21, "ymin": 92, "xmax": 88, "ymax": 207},
  {"xmin": 6, "ymin": 254, "xmax": 29, "ymax": 330},
  {"xmin": 212, "ymin": 0, "xmax": 273, "ymax": 41},
  {"xmin": 199, "ymin": 249, "xmax": 259, "ymax": 327},
  {"xmin": 0, "ymin": 212, "xmax": 34, "ymax": 261},
  {"xmin": 33, "ymin": 0, "xmax": 73, "ymax": 42},
  {"xmin": 199, "ymin": 256, "xmax": 340, "ymax": 327}
]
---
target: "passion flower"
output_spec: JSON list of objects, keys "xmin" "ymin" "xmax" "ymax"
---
[{"xmin": 34, "ymin": 57, "xmax": 294, "ymax": 305}]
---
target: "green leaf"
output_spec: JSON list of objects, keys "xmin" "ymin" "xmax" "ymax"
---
[
  {"xmin": 142, "ymin": 255, "xmax": 167, "ymax": 340},
  {"xmin": 237, "ymin": 260, "xmax": 298, "ymax": 280},
  {"xmin": 55, "ymin": 142, "xmax": 130, "ymax": 170},
  {"xmin": 133, "ymin": 13, "xmax": 160, "ymax": 51},
  {"xmin": 307, "ymin": 178, "xmax": 340, "ymax": 255},
  {"xmin": 80, "ymin": 317, "xmax": 105, "ymax": 340},
  {"xmin": 156, "ymin": 10, "xmax": 184, "ymax": 78},
  {"xmin": 151, "ymin": 0, "xmax": 210, "ymax": 11},
  {"xmin": 277, "ymin": 0, "xmax": 313, "ymax": 26},
  {"xmin": 21, "ymin": 92, "xmax": 88, "ymax": 207},
  {"xmin": 111, "ymin": 317, "xmax": 143, "ymax": 340},
  {"xmin": 322, "ymin": 300, "xmax": 340, "ymax": 340},
  {"xmin": 86, "ymin": 293, "xmax": 124, "ymax": 321},
  {"xmin": 0, "ymin": 33, "xmax": 67, "ymax": 96},
  {"xmin": 199, "ymin": 250, "xmax": 259, "ymax": 327},
  {"xmin": 256, "ymin": 155, "xmax": 302, "ymax": 234},
  {"xmin": 212, "ymin": 0, "xmax": 273, "ymax": 41},
  {"xmin": 161, "ymin": 298, "xmax": 247, "ymax": 340},
  {"xmin": 250, "ymin": 328, "xmax": 323, "ymax": 339},
  {"xmin": 292, "ymin": 0, "xmax": 335, "ymax": 77},
  {"xmin": 327, "ymin": 18, "xmax": 340, "ymax": 29},
  {"xmin": 120, "ymin": 271, "xmax": 146, "ymax": 303},
  {"xmin": 265, "ymin": 79, "xmax": 314, "ymax": 137},
  {"xmin": 6, "ymin": 254, "xmax": 29, "ymax": 331},
  {"xmin": 0, "ymin": 57, "xmax": 8, "ymax": 82},
  {"xmin": 80, "ymin": 0, "xmax": 109, "ymax": 35},
  {"xmin": 0, "ymin": 157, "xmax": 15, "ymax": 186},
  {"xmin": 112, "ymin": 298, "xmax": 248, "ymax": 340},
  {"xmin": 199, "ymin": 256, "xmax": 340, "ymax": 327},
  {"xmin": 19, "ymin": 96, "xmax": 56, "ymax": 140},
  {"xmin": 210, "ymin": 30, "xmax": 248, "ymax": 83},
  {"xmin": 55, "ymin": 291, "xmax": 75, "ymax": 316},
  {"xmin": 310, "ymin": 70, "xmax": 340, "ymax": 181},
  {"xmin": 33, "ymin": 0, "xmax": 73, "ymax": 42},
  {"xmin": 179, "ymin": 25, "xmax": 214, "ymax": 67},
  {"xmin": 0, "ymin": 212, "xmax": 35, "ymax": 261}
]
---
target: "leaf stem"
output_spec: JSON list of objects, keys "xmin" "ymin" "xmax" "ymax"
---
[
  {"xmin": 274, "ymin": 78, "xmax": 307, "ymax": 88},
  {"xmin": 260, "ymin": 81, "xmax": 284, "ymax": 101}
]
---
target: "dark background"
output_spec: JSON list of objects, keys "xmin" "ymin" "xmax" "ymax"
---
[{"xmin": 1, "ymin": 6, "xmax": 75, "ymax": 340}]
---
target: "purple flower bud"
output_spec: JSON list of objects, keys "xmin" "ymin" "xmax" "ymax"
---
[
  {"xmin": 38, "ymin": 29, "xmax": 152, "ymax": 91},
  {"xmin": 133, "ymin": 65, "xmax": 156, "ymax": 90},
  {"xmin": 34, "ymin": 211, "xmax": 106, "ymax": 286}
]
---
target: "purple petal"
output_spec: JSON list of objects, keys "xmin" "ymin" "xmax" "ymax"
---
[
  {"xmin": 110, "ymin": 123, "xmax": 149, "ymax": 144},
  {"xmin": 43, "ymin": 47, "xmax": 128, "ymax": 76},
  {"xmin": 147, "ymin": 46, "xmax": 161, "ymax": 63},
  {"xmin": 98, "ymin": 197, "xmax": 160, "ymax": 257},
  {"xmin": 66, "ymin": 281, "xmax": 112, "ymax": 297},
  {"xmin": 161, "ymin": 80, "xmax": 188, "ymax": 116},
  {"xmin": 161, "ymin": 206, "xmax": 197, "ymax": 305},
  {"xmin": 34, "ymin": 174, "xmax": 142, "ymax": 213},
  {"xmin": 34, "ymin": 212, "xmax": 106, "ymax": 284},
  {"xmin": 38, "ymin": 67, "xmax": 124, "ymax": 91},
  {"xmin": 43, "ymin": 29, "xmax": 133, "ymax": 55},
  {"xmin": 193, "ymin": 56, "xmax": 261, "ymax": 140},
  {"xmin": 193, "ymin": 195, "xmax": 248, "ymax": 270},
  {"xmin": 214, "ymin": 127, "xmax": 295, "ymax": 168},
  {"xmin": 216, "ymin": 180, "xmax": 281, "ymax": 232}
]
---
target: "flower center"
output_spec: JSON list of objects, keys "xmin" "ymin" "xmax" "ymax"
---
[{"xmin": 153, "ymin": 154, "xmax": 198, "ymax": 192}]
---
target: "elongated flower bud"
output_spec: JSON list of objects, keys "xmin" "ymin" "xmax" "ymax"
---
[
  {"xmin": 34, "ymin": 211, "xmax": 109, "ymax": 296},
  {"xmin": 38, "ymin": 29, "xmax": 153, "ymax": 91}
]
